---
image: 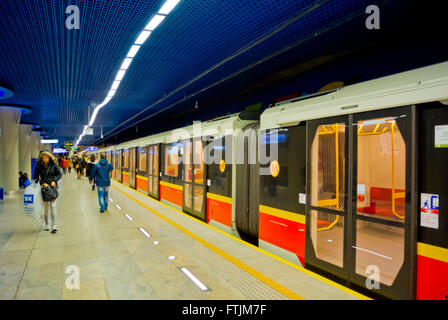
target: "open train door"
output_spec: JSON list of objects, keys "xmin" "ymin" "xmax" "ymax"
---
[
  {"xmin": 305, "ymin": 106, "xmax": 417, "ymax": 299},
  {"xmin": 235, "ymin": 123, "xmax": 259, "ymax": 245}
]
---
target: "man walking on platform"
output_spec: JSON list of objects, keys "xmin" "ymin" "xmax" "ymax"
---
[{"xmin": 89, "ymin": 154, "xmax": 113, "ymax": 213}]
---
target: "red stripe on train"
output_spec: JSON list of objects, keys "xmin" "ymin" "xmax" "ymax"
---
[{"xmin": 259, "ymin": 211, "xmax": 305, "ymax": 266}]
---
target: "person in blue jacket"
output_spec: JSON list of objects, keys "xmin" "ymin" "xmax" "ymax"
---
[{"xmin": 89, "ymin": 154, "xmax": 113, "ymax": 213}]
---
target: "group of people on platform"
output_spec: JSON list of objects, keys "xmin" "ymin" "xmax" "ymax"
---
[{"xmin": 31, "ymin": 151, "xmax": 114, "ymax": 234}]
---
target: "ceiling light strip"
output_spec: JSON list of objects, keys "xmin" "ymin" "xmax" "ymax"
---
[{"xmin": 75, "ymin": 0, "xmax": 181, "ymax": 146}]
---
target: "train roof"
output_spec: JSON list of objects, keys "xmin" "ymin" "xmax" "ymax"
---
[
  {"xmin": 97, "ymin": 111, "xmax": 258, "ymax": 152},
  {"xmin": 260, "ymin": 61, "xmax": 448, "ymax": 130}
]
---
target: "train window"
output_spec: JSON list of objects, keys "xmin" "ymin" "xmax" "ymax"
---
[
  {"xmin": 124, "ymin": 150, "xmax": 129, "ymax": 169},
  {"xmin": 193, "ymin": 140, "xmax": 204, "ymax": 185},
  {"xmin": 139, "ymin": 147, "xmax": 147, "ymax": 172},
  {"xmin": 310, "ymin": 123, "xmax": 346, "ymax": 211},
  {"xmin": 259, "ymin": 125, "xmax": 306, "ymax": 214},
  {"xmin": 183, "ymin": 140, "xmax": 192, "ymax": 182},
  {"xmin": 357, "ymin": 117, "xmax": 406, "ymax": 223},
  {"xmin": 355, "ymin": 117, "xmax": 406, "ymax": 285},
  {"xmin": 310, "ymin": 123, "xmax": 346, "ymax": 268},
  {"xmin": 207, "ymin": 136, "xmax": 232, "ymax": 198},
  {"xmin": 164, "ymin": 144, "xmax": 180, "ymax": 177}
]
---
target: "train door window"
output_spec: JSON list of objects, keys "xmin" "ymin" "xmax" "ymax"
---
[
  {"xmin": 139, "ymin": 147, "xmax": 147, "ymax": 172},
  {"xmin": 310, "ymin": 122, "xmax": 346, "ymax": 268},
  {"xmin": 148, "ymin": 146, "xmax": 154, "ymax": 195},
  {"xmin": 164, "ymin": 144, "xmax": 180, "ymax": 177},
  {"xmin": 355, "ymin": 117, "xmax": 406, "ymax": 286},
  {"xmin": 124, "ymin": 150, "xmax": 129, "ymax": 169},
  {"xmin": 193, "ymin": 140, "xmax": 204, "ymax": 213},
  {"xmin": 183, "ymin": 140, "xmax": 193, "ymax": 212},
  {"xmin": 153, "ymin": 145, "xmax": 159, "ymax": 196}
]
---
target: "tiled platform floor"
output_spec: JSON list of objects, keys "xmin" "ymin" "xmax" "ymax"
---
[{"xmin": 0, "ymin": 172, "xmax": 365, "ymax": 300}]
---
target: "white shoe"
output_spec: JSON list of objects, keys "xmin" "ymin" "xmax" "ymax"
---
[{"xmin": 51, "ymin": 227, "xmax": 58, "ymax": 234}]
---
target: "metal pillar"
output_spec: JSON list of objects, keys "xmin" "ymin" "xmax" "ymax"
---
[
  {"xmin": 19, "ymin": 125, "xmax": 33, "ymax": 178},
  {"xmin": 0, "ymin": 107, "xmax": 21, "ymax": 194}
]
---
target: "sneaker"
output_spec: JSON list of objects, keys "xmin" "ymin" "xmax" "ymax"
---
[
  {"xmin": 43, "ymin": 223, "xmax": 49, "ymax": 231},
  {"xmin": 51, "ymin": 228, "xmax": 58, "ymax": 234},
  {"xmin": 100, "ymin": 209, "xmax": 104, "ymax": 213}
]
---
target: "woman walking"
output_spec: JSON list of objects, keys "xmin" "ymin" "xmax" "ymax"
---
[
  {"xmin": 86, "ymin": 154, "xmax": 96, "ymax": 191},
  {"xmin": 33, "ymin": 151, "xmax": 62, "ymax": 233}
]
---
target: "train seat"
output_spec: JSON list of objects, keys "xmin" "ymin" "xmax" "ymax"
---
[{"xmin": 358, "ymin": 187, "xmax": 405, "ymax": 217}]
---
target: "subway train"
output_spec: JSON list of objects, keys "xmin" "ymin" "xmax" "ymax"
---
[{"xmin": 90, "ymin": 62, "xmax": 448, "ymax": 300}]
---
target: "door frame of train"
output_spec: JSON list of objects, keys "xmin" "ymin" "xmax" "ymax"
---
[
  {"xmin": 234, "ymin": 123, "xmax": 260, "ymax": 245},
  {"xmin": 305, "ymin": 106, "xmax": 417, "ymax": 300},
  {"xmin": 182, "ymin": 137, "xmax": 207, "ymax": 222},
  {"xmin": 129, "ymin": 147, "xmax": 137, "ymax": 189}
]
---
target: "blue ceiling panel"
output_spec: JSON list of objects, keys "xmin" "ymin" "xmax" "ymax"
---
[{"xmin": 0, "ymin": 0, "xmax": 446, "ymax": 145}]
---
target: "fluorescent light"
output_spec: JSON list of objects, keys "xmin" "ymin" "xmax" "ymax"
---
[
  {"xmin": 139, "ymin": 227, "xmax": 151, "ymax": 238},
  {"xmin": 127, "ymin": 45, "xmax": 141, "ymax": 58},
  {"xmin": 120, "ymin": 58, "xmax": 133, "ymax": 70},
  {"xmin": 135, "ymin": 30, "xmax": 151, "ymax": 45},
  {"xmin": 115, "ymin": 69, "xmax": 126, "ymax": 81},
  {"xmin": 107, "ymin": 89, "xmax": 116, "ymax": 97},
  {"xmin": 152, "ymin": 241, "xmax": 159, "ymax": 245},
  {"xmin": 180, "ymin": 267, "xmax": 208, "ymax": 291},
  {"xmin": 116, "ymin": 204, "xmax": 121, "ymax": 210},
  {"xmin": 159, "ymin": 0, "xmax": 181, "ymax": 15},
  {"xmin": 145, "ymin": 14, "xmax": 165, "ymax": 31},
  {"xmin": 111, "ymin": 80, "xmax": 120, "ymax": 90},
  {"xmin": 125, "ymin": 214, "xmax": 133, "ymax": 221},
  {"xmin": 41, "ymin": 139, "xmax": 59, "ymax": 144},
  {"xmin": 168, "ymin": 256, "xmax": 176, "ymax": 260}
]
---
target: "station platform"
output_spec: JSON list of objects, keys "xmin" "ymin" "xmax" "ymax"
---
[{"xmin": 0, "ymin": 172, "xmax": 369, "ymax": 300}]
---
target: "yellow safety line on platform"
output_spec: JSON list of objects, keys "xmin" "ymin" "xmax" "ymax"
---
[
  {"xmin": 418, "ymin": 242, "xmax": 448, "ymax": 263},
  {"xmin": 111, "ymin": 184, "xmax": 303, "ymax": 300},
  {"xmin": 207, "ymin": 192, "xmax": 232, "ymax": 204},
  {"xmin": 111, "ymin": 179, "xmax": 370, "ymax": 300}
]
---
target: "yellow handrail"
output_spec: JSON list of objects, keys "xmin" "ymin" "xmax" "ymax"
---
[
  {"xmin": 317, "ymin": 124, "xmax": 340, "ymax": 231},
  {"xmin": 358, "ymin": 123, "xmax": 388, "ymax": 136},
  {"xmin": 391, "ymin": 121, "xmax": 405, "ymax": 220}
]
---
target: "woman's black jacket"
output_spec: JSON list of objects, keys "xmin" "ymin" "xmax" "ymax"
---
[{"xmin": 33, "ymin": 160, "xmax": 62, "ymax": 186}]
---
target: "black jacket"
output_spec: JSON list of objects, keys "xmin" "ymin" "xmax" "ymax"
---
[
  {"xmin": 34, "ymin": 160, "xmax": 62, "ymax": 186},
  {"xmin": 86, "ymin": 162, "xmax": 94, "ymax": 177}
]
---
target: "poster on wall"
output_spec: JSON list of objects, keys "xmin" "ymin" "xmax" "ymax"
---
[
  {"xmin": 435, "ymin": 125, "xmax": 448, "ymax": 148},
  {"xmin": 420, "ymin": 193, "xmax": 439, "ymax": 229}
]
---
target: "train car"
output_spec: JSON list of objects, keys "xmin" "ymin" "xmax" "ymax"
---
[
  {"xmin": 157, "ymin": 112, "xmax": 258, "ymax": 227},
  {"xmin": 259, "ymin": 61, "xmax": 448, "ymax": 300},
  {"xmin": 94, "ymin": 62, "xmax": 448, "ymax": 300}
]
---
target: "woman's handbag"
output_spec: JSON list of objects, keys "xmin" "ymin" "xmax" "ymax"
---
[
  {"xmin": 41, "ymin": 185, "xmax": 59, "ymax": 201},
  {"xmin": 40, "ymin": 166, "xmax": 59, "ymax": 202}
]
